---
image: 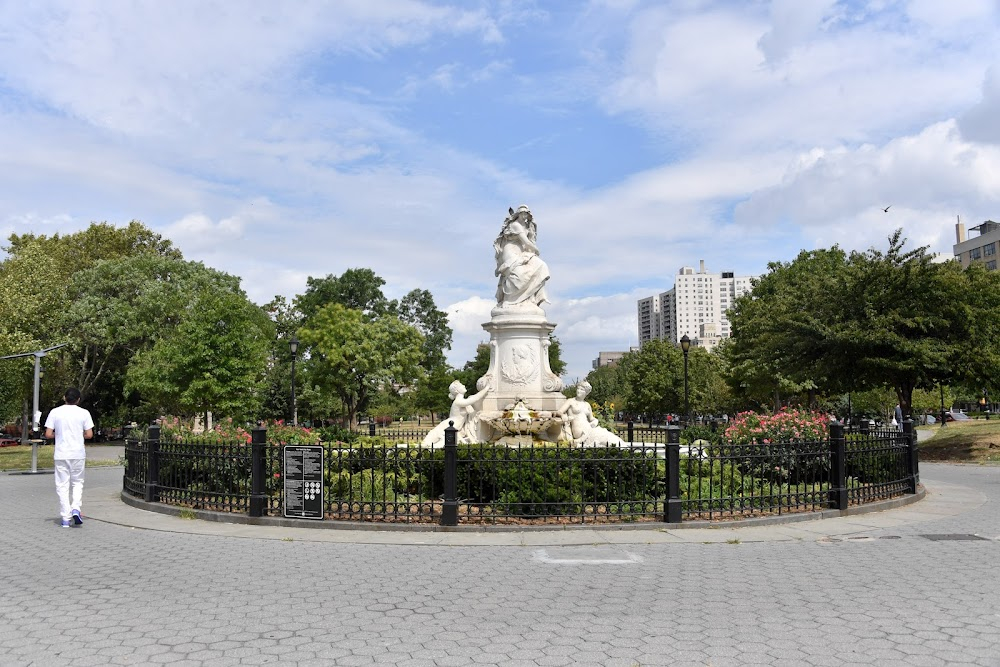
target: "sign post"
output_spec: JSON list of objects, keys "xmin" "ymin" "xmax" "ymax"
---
[{"xmin": 283, "ymin": 445, "xmax": 324, "ymax": 520}]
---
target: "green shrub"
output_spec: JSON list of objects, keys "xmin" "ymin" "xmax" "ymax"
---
[{"xmin": 317, "ymin": 424, "xmax": 360, "ymax": 443}]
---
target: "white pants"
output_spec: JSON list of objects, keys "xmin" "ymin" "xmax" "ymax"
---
[{"xmin": 54, "ymin": 459, "xmax": 85, "ymax": 521}]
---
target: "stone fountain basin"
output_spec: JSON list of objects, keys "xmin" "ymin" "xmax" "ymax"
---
[{"xmin": 480, "ymin": 410, "xmax": 564, "ymax": 443}]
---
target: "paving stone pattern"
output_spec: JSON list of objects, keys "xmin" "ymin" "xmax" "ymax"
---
[{"xmin": 2, "ymin": 463, "xmax": 999, "ymax": 666}]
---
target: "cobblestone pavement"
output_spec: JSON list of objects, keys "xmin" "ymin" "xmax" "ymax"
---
[{"xmin": 2, "ymin": 463, "xmax": 999, "ymax": 666}]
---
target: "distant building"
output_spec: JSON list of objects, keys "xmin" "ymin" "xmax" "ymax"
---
[
  {"xmin": 591, "ymin": 348, "xmax": 639, "ymax": 369},
  {"xmin": 954, "ymin": 219, "xmax": 999, "ymax": 271},
  {"xmin": 637, "ymin": 260, "xmax": 757, "ymax": 349}
]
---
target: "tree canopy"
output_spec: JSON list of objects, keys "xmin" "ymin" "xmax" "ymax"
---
[{"xmin": 725, "ymin": 230, "xmax": 1000, "ymax": 416}]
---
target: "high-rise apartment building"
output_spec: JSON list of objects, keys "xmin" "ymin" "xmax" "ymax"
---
[{"xmin": 637, "ymin": 260, "xmax": 756, "ymax": 351}]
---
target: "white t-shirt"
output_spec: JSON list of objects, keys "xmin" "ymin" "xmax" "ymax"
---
[{"xmin": 44, "ymin": 404, "xmax": 95, "ymax": 460}]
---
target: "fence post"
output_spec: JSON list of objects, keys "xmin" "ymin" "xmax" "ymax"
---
[
  {"xmin": 828, "ymin": 421, "xmax": 847, "ymax": 511},
  {"xmin": 664, "ymin": 425, "xmax": 682, "ymax": 523},
  {"xmin": 369, "ymin": 421, "xmax": 376, "ymax": 437},
  {"xmin": 144, "ymin": 424, "xmax": 160, "ymax": 503},
  {"xmin": 627, "ymin": 421, "xmax": 634, "ymax": 444},
  {"xmin": 249, "ymin": 427, "xmax": 267, "ymax": 518},
  {"xmin": 902, "ymin": 418, "xmax": 918, "ymax": 493},
  {"xmin": 441, "ymin": 422, "xmax": 458, "ymax": 526}
]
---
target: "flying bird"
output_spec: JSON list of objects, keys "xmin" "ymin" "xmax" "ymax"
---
[{"xmin": 882, "ymin": 205, "xmax": 892, "ymax": 213}]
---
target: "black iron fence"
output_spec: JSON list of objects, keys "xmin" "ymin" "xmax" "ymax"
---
[{"xmin": 122, "ymin": 421, "xmax": 919, "ymax": 525}]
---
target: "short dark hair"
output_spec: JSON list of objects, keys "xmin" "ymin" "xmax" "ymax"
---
[{"xmin": 64, "ymin": 388, "xmax": 82, "ymax": 405}]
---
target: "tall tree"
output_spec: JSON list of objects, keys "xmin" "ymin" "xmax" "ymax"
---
[
  {"xmin": 299, "ymin": 304, "xmax": 424, "ymax": 428},
  {"xmin": 619, "ymin": 339, "xmax": 684, "ymax": 421},
  {"xmin": 0, "ymin": 221, "xmax": 182, "ymax": 422},
  {"xmin": 124, "ymin": 287, "xmax": 273, "ymax": 422},
  {"xmin": 725, "ymin": 247, "xmax": 848, "ymax": 410},
  {"xmin": 296, "ymin": 268, "xmax": 388, "ymax": 321},
  {"xmin": 389, "ymin": 288, "xmax": 453, "ymax": 371}
]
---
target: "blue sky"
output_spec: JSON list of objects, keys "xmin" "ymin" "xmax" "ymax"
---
[{"xmin": 2, "ymin": 0, "xmax": 999, "ymax": 381}]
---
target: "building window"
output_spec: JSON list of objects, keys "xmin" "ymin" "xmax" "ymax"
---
[
  {"xmin": 971, "ymin": 247, "xmax": 982, "ymax": 260},
  {"xmin": 987, "ymin": 260, "xmax": 997, "ymax": 270},
  {"xmin": 986, "ymin": 243, "xmax": 996, "ymax": 257}
]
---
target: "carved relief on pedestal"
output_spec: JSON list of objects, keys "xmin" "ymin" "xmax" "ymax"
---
[{"xmin": 500, "ymin": 343, "xmax": 538, "ymax": 386}]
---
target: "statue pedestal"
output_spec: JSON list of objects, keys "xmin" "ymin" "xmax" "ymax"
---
[{"xmin": 476, "ymin": 308, "xmax": 565, "ymax": 414}]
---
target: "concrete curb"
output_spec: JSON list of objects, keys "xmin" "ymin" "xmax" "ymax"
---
[{"xmin": 119, "ymin": 486, "xmax": 926, "ymax": 532}]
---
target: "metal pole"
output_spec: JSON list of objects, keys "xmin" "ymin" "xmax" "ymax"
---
[
  {"xmin": 441, "ymin": 422, "xmax": 458, "ymax": 526},
  {"xmin": 31, "ymin": 355, "xmax": 40, "ymax": 433},
  {"xmin": 249, "ymin": 427, "xmax": 267, "ymax": 518},
  {"xmin": 664, "ymin": 425, "xmax": 682, "ymax": 523},
  {"xmin": 291, "ymin": 353, "xmax": 297, "ymax": 427},
  {"xmin": 940, "ymin": 383, "xmax": 946, "ymax": 428},
  {"xmin": 30, "ymin": 357, "xmax": 41, "ymax": 473},
  {"xmin": 683, "ymin": 350, "xmax": 689, "ymax": 427}
]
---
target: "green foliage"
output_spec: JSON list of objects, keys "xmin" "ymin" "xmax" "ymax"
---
[
  {"xmin": 296, "ymin": 268, "xmax": 388, "ymax": 320},
  {"xmin": 389, "ymin": 289, "xmax": 453, "ymax": 371},
  {"xmin": 316, "ymin": 423, "xmax": 360, "ymax": 443},
  {"xmin": 845, "ymin": 435, "xmax": 902, "ymax": 483},
  {"xmin": 584, "ymin": 363, "xmax": 626, "ymax": 407},
  {"xmin": 124, "ymin": 284, "xmax": 273, "ymax": 420},
  {"xmin": 725, "ymin": 230, "xmax": 1000, "ymax": 418},
  {"xmin": 299, "ymin": 303, "xmax": 425, "ymax": 428},
  {"xmin": 547, "ymin": 335, "xmax": 567, "ymax": 377},
  {"xmin": 455, "ymin": 343, "xmax": 491, "ymax": 393},
  {"xmin": 619, "ymin": 339, "xmax": 683, "ymax": 418}
]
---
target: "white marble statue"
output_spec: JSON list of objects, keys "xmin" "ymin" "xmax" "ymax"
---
[
  {"xmin": 422, "ymin": 380, "xmax": 491, "ymax": 446},
  {"xmin": 494, "ymin": 205, "xmax": 550, "ymax": 308},
  {"xmin": 557, "ymin": 381, "xmax": 624, "ymax": 446}
]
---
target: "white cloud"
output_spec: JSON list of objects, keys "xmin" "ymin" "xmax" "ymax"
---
[
  {"xmin": 2, "ymin": 1, "xmax": 1000, "ymax": 382},
  {"xmin": 735, "ymin": 120, "xmax": 1000, "ymax": 253},
  {"xmin": 758, "ymin": 0, "xmax": 836, "ymax": 64},
  {"xmin": 960, "ymin": 65, "xmax": 1000, "ymax": 144}
]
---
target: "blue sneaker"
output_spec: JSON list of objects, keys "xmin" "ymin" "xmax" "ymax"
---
[
  {"xmin": 61, "ymin": 519, "xmax": 71, "ymax": 528},
  {"xmin": 71, "ymin": 510, "xmax": 83, "ymax": 525}
]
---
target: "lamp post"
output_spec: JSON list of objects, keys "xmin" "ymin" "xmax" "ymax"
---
[
  {"xmin": 939, "ymin": 383, "xmax": 946, "ymax": 428},
  {"xmin": 680, "ymin": 334, "xmax": 691, "ymax": 427},
  {"xmin": 289, "ymin": 335, "xmax": 299, "ymax": 427}
]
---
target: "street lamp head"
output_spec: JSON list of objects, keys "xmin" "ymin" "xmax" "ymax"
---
[
  {"xmin": 289, "ymin": 334, "xmax": 299, "ymax": 356},
  {"xmin": 680, "ymin": 334, "xmax": 691, "ymax": 354}
]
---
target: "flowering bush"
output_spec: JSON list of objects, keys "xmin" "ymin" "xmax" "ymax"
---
[
  {"xmin": 722, "ymin": 408, "xmax": 831, "ymax": 484},
  {"xmin": 592, "ymin": 401, "xmax": 616, "ymax": 431},
  {"xmin": 156, "ymin": 416, "xmax": 318, "ymax": 446},
  {"xmin": 724, "ymin": 408, "xmax": 829, "ymax": 445},
  {"xmin": 263, "ymin": 420, "xmax": 320, "ymax": 445},
  {"xmin": 158, "ymin": 416, "xmax": 252, "ymax": 444}
]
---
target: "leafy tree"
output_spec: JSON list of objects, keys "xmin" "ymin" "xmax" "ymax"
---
[
  {"xmin": 548, "ymin": 335, "xmax": 566, "ymax": 376},
  {"xmin": 726, "ymin": 231, "xmax": 998, "ymax": 419},
  {"xmin": 299, "ymin": 304, "xmax": 424, "ymax": 428},
  {"xmin": 412, "ymin": 362, "xmax": 456, "ymax": 420},
  {"xmin": 296, "ymin": 268, "xmax": 388, "ymax": 321},
  {"xmin": 388, "ymin": 288, "xmax": 453, "ymax": 371},
  {"xmin": 725, "ymin": 248, "xmax": 848, "ymax": 410},
  {"xmin": 124, "ymin": 287, "xmax": 273, "ymax": 421},
  {"xmin": 259, "ymin": 295, "xmax": 302, "ymax": 421},
  {"xmin": 0, "ymin": 221, "xmax": 182, "ymax": 422},
  {"xmin": 836, "ymin": 232, "xmax": 972, "ymax": 417},
  {"xmin": 455, "ymin": 343, "xmax": 491, "ymax": 393},
  {"xmin": 619, "ymin": 340, "xmax": 683, "ymax": 422},
  {"xmin": 585, "ymin": 362, "xmax": 626, "ymax": 408},
  {"xmin": 60, "ymin": 256, "xmax": 242, "ymax": 411}
]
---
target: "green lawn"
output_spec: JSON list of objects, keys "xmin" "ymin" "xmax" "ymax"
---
[
  {"xmin": 918, "ymin": 419, "xmax": 1000, "ymax": 462},
  {"xmin": 0, "ymin": 445, "xmax": 122, "ymax": 472}
]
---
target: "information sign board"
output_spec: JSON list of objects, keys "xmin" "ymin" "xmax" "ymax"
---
[{"xmin": 283, "ymin": 445, "xmax": 324, "ymax": 520}]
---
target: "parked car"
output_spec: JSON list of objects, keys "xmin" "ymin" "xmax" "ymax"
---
[{"xmin": 945, "ymin": 411, "xmax": 971, "ymax": 422}]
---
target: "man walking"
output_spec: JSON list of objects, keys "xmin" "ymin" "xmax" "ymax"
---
[{"xmin": 44, "ymin": 388, "xmax": 94, "ymax": 528}]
